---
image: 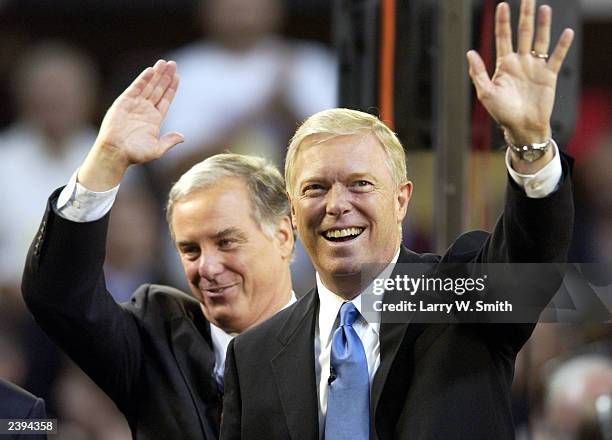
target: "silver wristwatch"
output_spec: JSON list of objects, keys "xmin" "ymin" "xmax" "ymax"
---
[{"xmin": 505, "ymin": 134, "xmax": 552, "ymax": 163}]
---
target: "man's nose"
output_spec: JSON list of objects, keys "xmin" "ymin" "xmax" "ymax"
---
[
  {"xmin": 198, "ymin": 253, "xmax": 225, "ymax": 280},
  {"xmin": 325, "ymin": 184, "xmax": 352, "ymax": 217}
]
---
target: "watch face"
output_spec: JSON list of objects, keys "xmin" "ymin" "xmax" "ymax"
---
[{"xmin": 523, "ymin": 149, "xmax": 544, "ymax": 162}]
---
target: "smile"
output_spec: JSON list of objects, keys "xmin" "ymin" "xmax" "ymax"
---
[
  {"xmin": 201, "ymin": 283, "xmax": 238, "ymax": 297},
  {"xmin": 322, "ymin": 227, "xmax": 365, "ymax": 242}
]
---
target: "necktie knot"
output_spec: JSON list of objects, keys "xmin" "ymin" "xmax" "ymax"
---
[{"xmin": 339, "ymin": 301, "xmax": 359, "ymax": 327}]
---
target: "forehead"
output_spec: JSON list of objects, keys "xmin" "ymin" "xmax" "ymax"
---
[
  {"xmin": 171, "ymin": 178, "xmax": 260, "ymax": 240},
  {"xmin": 292, "ymin": 133, "xmax": 393, "ymax": 184}
]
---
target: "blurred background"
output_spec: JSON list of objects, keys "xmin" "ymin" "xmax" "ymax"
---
[{"xmin": 0, "ymin": 0, "xmax": 609, "ymax": 438}]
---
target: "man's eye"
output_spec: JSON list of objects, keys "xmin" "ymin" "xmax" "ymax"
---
[
  {"xmin": 182, "ymin": 247, "xmax": 199, "ymax": 260},
  {"xmin": 352, "ymin": 180, "xmax": 373, "ymax": 190},
  {"xmin": 218, "ymin": 239, "xmax": 237, "ymax": 250},
  {"xmin": 302, "ymin": 184, "xmax": 325, "ymax": 196}
]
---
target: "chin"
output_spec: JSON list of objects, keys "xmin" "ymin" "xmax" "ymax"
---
[
  {"xmin": 210, "ymin": 313, "xmax": 241, "ymax": 332},
  {"xmin": 324, "ymin": 261, "xmax": 364, "ymax": 278},
  {"xmin": 201, "ymin": 303, "xmax": 234, "ymax": 326}
]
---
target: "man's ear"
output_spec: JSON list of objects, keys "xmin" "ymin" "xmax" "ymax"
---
[
  {"xmin": 288, "ymin": 192, "xmax": 298, "ymax": 228},
  {"xmin": 396, "ymin": 181, "xmax": 413, "ymax": 223},
  {"xmin": 275, "ymin": 216, "xmax": 295, "ymax": 260}
]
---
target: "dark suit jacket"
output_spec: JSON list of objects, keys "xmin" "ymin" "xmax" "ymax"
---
[
  {"xmin": 220, "ymin": 162, "xmax": 574, "ymax": 440},
  {"xmin": 21, "ymin": 189, "xmax": 222, "ymax": 440},
  {"xmin": 0, "ymin": 379, "xmax": 47, "ymax": 440}
]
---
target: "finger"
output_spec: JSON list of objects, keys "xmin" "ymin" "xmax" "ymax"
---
[
  {"xmin": 157, "ymin": 73, "xmax": 180, "ymax": 117},
  {"xmin": 495, "ymin": 2, "xmax": 513, "ymax": 57},
  {"xmin": 158, "ymin": 132, "xmax": 184, "ymax": 155},
  {"xmin": 517, "ymin": 0, "xmax": 536, "ymax": 54},
  {"xmin": 532, "ymin": 5, "xmax": 552, "ymax": 56},
  {"xmin": 467, "ymin": 50, "xmax": 494, "ymax": 101},
  {"xmin": 141, "ymin": 59, "xmax": 168, "ymax": 100},
  {"xmin": 123, "ymin": 67, "xmax": 154, "ymax": 98},
  {"xmin": 548, "ymin": 28, "xmax": 575, "ymax": 74},
  {"xmin": 149, "ymin": 61, "xmax": 177, "ymax": 106}
]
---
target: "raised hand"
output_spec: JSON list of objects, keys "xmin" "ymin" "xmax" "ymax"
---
[
  {"xmin": 78, "ymin": 60, "xmax": 184, "ymax": 191},
  {"xmin": 467, "ymin": 0, "xmax": 574, "ymax": 147}
]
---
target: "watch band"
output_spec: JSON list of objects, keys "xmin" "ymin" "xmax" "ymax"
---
[{"xmin": 504, "ymin": 134, "xmax": 552, "ymax": 163}]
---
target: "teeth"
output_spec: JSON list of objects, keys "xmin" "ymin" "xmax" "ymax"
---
[{"xmin": 325, "ymin": 227, "xmax": 364, "ymax": 239}]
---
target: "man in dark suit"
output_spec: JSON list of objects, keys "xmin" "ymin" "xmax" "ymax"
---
[
  {"xmin": 0, "ymin": 379, "xmax": 47, "ymax": 440},
  {"xmin": 21, "ymin": 60, "xmax": 296, "ymax": 439},
  {"xmin": 221, "ymin": 1, "xmax": 575, "ymax": 438}
]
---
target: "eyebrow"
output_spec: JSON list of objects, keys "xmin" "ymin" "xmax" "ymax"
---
[
  {"xmin": 212, "ymin": 227, "xmax": 247, "ymax": 241},
  {"xmin": 176, "ymin": 227, "xmax": 247, "ymax": 248},
  {"xmin": 345, "ymin": 172, "xmax": 377, "ymax": 181},
  {"xmin": 299, "ymin": 172, "xmax": 377, "ymax": 185}
]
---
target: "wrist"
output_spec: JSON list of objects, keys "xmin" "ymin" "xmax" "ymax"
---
[
  {"xmin": 502, "ymin": 125, "xmax": 552, "ymax": 146},
  {"xmin": 509, "ymin": 146, "xmax": 554, "ymax": 174},
  {"xmin": 77, "ymin": 142, "xmax": 130, "ymax": 191}
]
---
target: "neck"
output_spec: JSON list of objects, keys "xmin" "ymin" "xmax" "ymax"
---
[
  {"xmin": 319, "ymin": 245, "xmax": 401, "ymax": 300},
  {"xmin": 318, "ymin": 273, "xmax": 363, "ymax": 301},
  {"xmin": 256, "ymin": 266, "xmax": 293, "ymax": 323}
]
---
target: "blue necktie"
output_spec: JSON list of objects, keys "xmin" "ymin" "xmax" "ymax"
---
[{"xmin": 324, "ymin": 302, "xmax": 370, "ymax": 440}]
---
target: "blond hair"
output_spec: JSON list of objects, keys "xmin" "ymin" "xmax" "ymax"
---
[{"xmin": 285, "ymin": 108, "xmax": 407, "ymax": 194}]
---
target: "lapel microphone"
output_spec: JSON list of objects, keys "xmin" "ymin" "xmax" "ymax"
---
[{"xmin": 328, "ymin": 366, "xmax": 337, "ymax": 385}]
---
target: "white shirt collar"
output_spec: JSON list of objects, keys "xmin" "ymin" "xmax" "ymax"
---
[
  {"xmin": 316, "ymin": 248, "xmax": 401, "ymax": 346},
  {"xmin": 209, "ymin": 291, "xmax": 297, "ymax": 387}
]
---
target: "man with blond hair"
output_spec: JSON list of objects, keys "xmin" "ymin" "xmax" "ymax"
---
[
  {"xmin": 221, "ymin": 1, "xmax": 575, "ymax": 439},
  {"xmin": 22, "ymin": 60, "xmax": 296, "ymax": 439}
]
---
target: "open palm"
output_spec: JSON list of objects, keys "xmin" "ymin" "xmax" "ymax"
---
[
  {"xmin": 96, "ymin": 59, "xmax": 183, "ymax": 165},
  {"xmin": 467, "ymin": 0, "xmax": 574, "ymax": 145}
]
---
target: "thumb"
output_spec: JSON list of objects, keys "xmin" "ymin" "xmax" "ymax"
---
[
  {"xmin": 466, "ymin": 50, "xmax": 492, "ymax": 100},
  {"xmin": 158, "ymin": 132, "xmax": 184, "ymax": 155}
]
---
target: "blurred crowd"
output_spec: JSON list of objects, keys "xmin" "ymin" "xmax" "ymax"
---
[{"xmin": 0, "ymin": 0, "xmax": 610, "ymax": 439}]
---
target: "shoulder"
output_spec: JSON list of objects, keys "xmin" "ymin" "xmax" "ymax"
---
[
  {"xmin": 0, "ymin": 380, "xmax": 46, "ymax": 419},
  {"xmin": 439, "ymin": 230, "xmax": 491, "ymax": 262},
  {"xmin": 233, "ymin": 290, "xmax": 317, "ymax": 351},
  {"xmin": 123, "ymin": 284, "xmax": 203, "ymax": 322}
]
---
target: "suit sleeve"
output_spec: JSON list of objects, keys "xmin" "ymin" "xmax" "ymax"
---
[
  {"xmin": 485, "ymin": 153, "xmax": 573, "ymax": 264},
  {"xmin": 445, "ymin": 155, "xmax": 574, "ymax": 350},
  {"xmin": 21, "ymin": 188, "xmax": 142, "ymax": 415},
  {"xmin": 220, "ymin": 339, "xmax": 242, "ymax": 440}
]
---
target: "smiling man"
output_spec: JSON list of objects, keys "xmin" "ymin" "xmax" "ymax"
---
[
  {"xmin": 286, "ymin": 130, "xmax": 411, "ymax": 296},
  {"xmin": 221, "ymin": 1, "xmax": 576, "ymax": 439},
  {"xmin": 21, "ymin": 60, "xmax": 295, "ymax": 439}
]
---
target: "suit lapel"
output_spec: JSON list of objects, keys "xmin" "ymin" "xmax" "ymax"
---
[
  {"xmin": 371, "ymin": 246, "xmax": 429, "ymax": 415},
  {"xmin": 270, "ymin": 289, "xmax": 319, "ymax": 440},
  {"xmin": 170, "ymin": 309, "xmax": 221, "ymax": 439}
]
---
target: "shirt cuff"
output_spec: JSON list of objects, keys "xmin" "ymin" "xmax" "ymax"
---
[
  {"xmin": 56, "ymin": 168, "xmax": 120, "ymax": 222},
  {"xmin": 505, "ymin": 139, "xmax": 562, "ymax": 199}
]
